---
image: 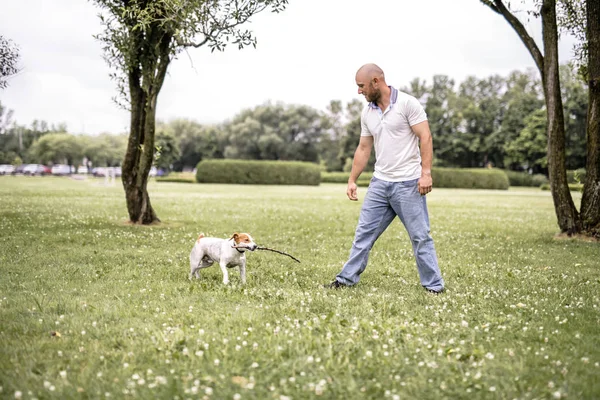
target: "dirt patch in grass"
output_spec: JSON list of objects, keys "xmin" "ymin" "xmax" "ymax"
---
[{"xmin": 554, "ymin": 232, "xmax": 600, "ymax": 243}]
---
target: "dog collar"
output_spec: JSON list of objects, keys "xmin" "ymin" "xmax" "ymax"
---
[{"xmin": 234, "ymin": 247, "xmax": 244, "ymax": 254}]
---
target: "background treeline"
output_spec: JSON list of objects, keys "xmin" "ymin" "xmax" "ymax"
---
[{"xmin": 0, "ymin": 66, "xmax": 588, "ymax": 174}]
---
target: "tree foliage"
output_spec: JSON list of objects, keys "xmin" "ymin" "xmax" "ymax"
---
[
  {"xmin": 0, "ymin": 35, "xmax": 20, "ymax": 89},
  {"xmin": 223, "ymin": 103, "xmax": 325, "ymax": 162},
  {"xmin": 28, "ymin": 133, "xmax": 84, "ymax": 165}
]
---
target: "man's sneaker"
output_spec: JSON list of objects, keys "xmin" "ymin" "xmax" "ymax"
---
[
  {"xmin": 425, "ymin": 287, "xmax": 445, "ymax": 294},
  {"xmin": 324, "ymin": 280, "xmax": 347, "ymax": 289}
]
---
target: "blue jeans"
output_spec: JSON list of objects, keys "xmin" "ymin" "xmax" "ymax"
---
[{"xmin": 336, "ymin": 177, "xmax": 444, "ymax": 291}]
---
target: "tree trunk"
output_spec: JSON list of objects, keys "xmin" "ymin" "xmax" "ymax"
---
[
  {"xmin": 541, "ymin": 0, "xmax": 580, "ymax": 234},
  {"xmin": 120, "ymin": 26, "xmax": 172, "ymax": 225},
  {"xmin": 121, "ymin": 78, "xmax": 159, "ymax": 224},
  {"xmin": 580, "ymin": 0, "xmax": 600, "ymax": 237}
]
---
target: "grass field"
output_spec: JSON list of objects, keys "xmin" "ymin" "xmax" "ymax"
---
[{"xmin": 0, "ymin": 176, "xmax": 598, "ymax": 400}]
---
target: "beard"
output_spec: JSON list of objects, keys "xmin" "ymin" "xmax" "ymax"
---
[{"xmin": 366, "ymin": 87, "xmax": 381, "ymax": 103}]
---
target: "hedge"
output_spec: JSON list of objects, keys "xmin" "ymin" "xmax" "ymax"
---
[
  {"xmin": 540, "ymin": 183, "xmax": 584, "ymax": 192},
  {"xmin": 195, "ymin": 159, "xmax": 321, "ymax": 185},
  {"xmin": 321, "ymin": 171, "xmax": 372, "ymax": 186},
  {"xmin": 504, "ymin": 170, "xmax": 549, "ymax": 187},
  {"xmin": 427, "ymin": 168, "xmax": 509, "ymax": 190},
  {"xmin": 324, "ymin": 168, "xmax": 509, "ymax": 190}
]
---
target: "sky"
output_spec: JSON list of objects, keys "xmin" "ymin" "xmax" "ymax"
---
[{"xmin": 0, "ymin": 0, "xmax": 578, "ymax": 135}]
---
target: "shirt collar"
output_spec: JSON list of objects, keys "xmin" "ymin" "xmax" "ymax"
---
[{"xmin": 368, "ymin": 86, "xmax": 398, "ymax": 109}]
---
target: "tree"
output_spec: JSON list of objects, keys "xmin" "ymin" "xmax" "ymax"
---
[
  {"xmin": 400, "ymin": 78, "xmax": 430, "ymax": 101},
  {"xmin": 504, "ymin": 109, "xmax": 548, "ymax": 172},
  {"xmin": 93, "ymin": 0, "xmax": 288, "ymax": 224},
  {"xmin": 158, "ymin": 119, "xmax": 225, "ymax": 171},
  {"xmin": 153, "ymin": 131, "xmax": 179, "ymax": 171},
  {"xmin": 481, "ymin": 0, "xmax": 600, "ymax": 237},
  {"xmin": 223, "ymin": 103, "xmax": 325, "ymax": 162},
  {"xmin": 320, "ymin": 100, "xmax": 344, "ymax": 171},
  {"xmin": 0, "ymin": 101, "xmax": 14, "ymax": 134},
  {"xmin": 28, "ymin": 133, "xmax": 84, "ymax": 166},
  {"xmin": 490, "ymin": 69, "xmax": 545, "ymax": 169},
  {"xmin": 560, "ymin": 64, "xmax": 588, "ymax": 169},
  {"xmin": 0, "ymin": 36, "xmax": 20, "ymax": 89},
  {"xmin": 82, "ymin": 133, "xmax": 127, "ymax": 167},
  {"xmin": 337, "ymin": 99, "xmax": 375, "ymax": 172},
  {"xmin": 0, "ymin": 120, "xmax": 53, "ymax": 162},
  {"xmin": 455, "ymin": 75, "xmax": 505, "ymax": 167},
  {"xmin": 424, "ymin": 75, "xmax": 461, "ymax": 166}
]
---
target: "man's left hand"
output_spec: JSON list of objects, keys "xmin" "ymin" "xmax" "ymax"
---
[{"xmin": 418, "ymin": 175, "xmax": 433, "ymax": 195}]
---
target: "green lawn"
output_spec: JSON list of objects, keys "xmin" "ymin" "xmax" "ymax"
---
[{"xmin": 0, "ymin": 176, "xmax": 598, "ymax": 399}]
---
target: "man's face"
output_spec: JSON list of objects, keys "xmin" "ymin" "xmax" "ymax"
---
[{"xmin": 356, "ymin": 73, "xmax": 381, "ymax": 103}]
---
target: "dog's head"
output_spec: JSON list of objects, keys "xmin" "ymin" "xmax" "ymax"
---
[{"xmin": 231, "ymin": 232, "xmax": 257, "ymax": 251}]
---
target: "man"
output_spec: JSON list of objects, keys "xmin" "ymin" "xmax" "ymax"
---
[{"xmin": 325, "ymin": 63, "xmax": 445, "ymax": 293}]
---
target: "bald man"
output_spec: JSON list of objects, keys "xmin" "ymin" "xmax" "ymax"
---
[{"xmin": 325, "ymin": 63, "xmax": 445, "ymax": 293}]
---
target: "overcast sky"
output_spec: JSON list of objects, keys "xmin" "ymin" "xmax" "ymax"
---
[{"xmin": 0, "ymin": 0, "xmax": 577, "ymax": 135}]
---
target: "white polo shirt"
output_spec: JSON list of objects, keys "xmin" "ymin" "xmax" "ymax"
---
[{"xmin": 361, "ymin": 87, "xmax": 427, "ymax": 182}]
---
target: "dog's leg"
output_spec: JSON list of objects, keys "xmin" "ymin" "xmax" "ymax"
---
[
  {"xmin": 240, "ymin": 260, "xmax": 247, "ymax": 284},
  {"xmin": 219, "ymin": 262, "xmax": 230, "ymax": 285},
  {"xmin": 189, "ymin": 246, "xmax": 203, "ymax": 280}
]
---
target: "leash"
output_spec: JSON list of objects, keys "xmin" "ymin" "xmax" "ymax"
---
[{"xmin": 232, "ymin": 245, "xmax": 301, "ymax": 263}]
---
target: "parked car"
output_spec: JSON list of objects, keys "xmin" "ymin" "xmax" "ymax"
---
[
  {"xmin": 51, "ymin": 164, "xmax": 72, "ymax": 176},
  {"xmin": 22, "ymin": 164, "xmax": 38, "ymax": 175},
  {"xmin": 0, "ymin": 164, "xmax": 15, "ymax": 175},
  {"xmin": 11, "ymin": 164, "xmax": 27, "ymax": 175},
  {"xmin": 77, "ymin": 165, "xmax": 88, "ymax": 174},
  {"xmin": 23, "ymin": 164, "xmax": 51, "ymax": 176}
]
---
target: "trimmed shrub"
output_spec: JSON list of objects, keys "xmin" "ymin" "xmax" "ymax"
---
[
  {"xmin": 504, "ymin": 170, "xmax": 549, "ymax": 187},
  {"xmin": 321, "ymin": 171, "xmax": 372, "ymax": 186},
  {"xmin": 540, "ymin": 183, "xmax": 584, "ymax": 192},
  {"xmin": 156, "ymin": 177, "xmax": 195, "ymax": 183},
  {"xmin": 351, "ymin": 168, "xmax": 509, "ymax": 190},
  {"xmin": 195, "ymin": 160, "xmax": 321, "ymax": 185},
  {"xmin": 430, "ymin": 168, "xmax": 509, "ymax": 190}
]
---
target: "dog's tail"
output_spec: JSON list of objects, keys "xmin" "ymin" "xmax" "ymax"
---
[{"xmin": 197, "ymin": 233, "xmax": 205, "ymax": 242}]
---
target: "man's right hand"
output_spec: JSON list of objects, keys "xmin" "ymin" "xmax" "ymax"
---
[{"xmin": 347, "ymin": 181, "xmax": 358, "ymax": 201}]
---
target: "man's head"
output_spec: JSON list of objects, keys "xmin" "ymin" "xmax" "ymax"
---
[{"xmin": 356, "ymin": 63, "xmax": 386, "ymax": 103}]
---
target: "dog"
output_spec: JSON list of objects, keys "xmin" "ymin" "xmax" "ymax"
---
[{"xmin": 189, "ymin": 232, "xmax": 257, "ymax": 285}]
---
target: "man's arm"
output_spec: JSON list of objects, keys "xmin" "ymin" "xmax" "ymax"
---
[
  {"xmin": 411, "ymin": 120, "xmax": 434, "ymax": 195},
  {"xmin": 347, "ymin": 136, "xmax": 373, "ymax": 201}
]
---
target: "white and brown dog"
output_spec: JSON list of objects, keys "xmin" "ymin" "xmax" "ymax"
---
[{"xmin": 189, "ymin": 233, "xmax": 257, "ymax": 284}]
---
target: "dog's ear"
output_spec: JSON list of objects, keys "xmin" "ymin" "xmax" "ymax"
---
[{"xmin": 231, "ymin": 232, "xmax": 239, "ymax": 241}]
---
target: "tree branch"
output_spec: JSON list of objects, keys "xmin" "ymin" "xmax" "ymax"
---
[
  {"xmin": 480, "ymin": 0, "xmax": 500, "ymax": 13},
  {"xmin": 176, "ymin": 2, "xmax": 268, "ymax": 49},
  {"xmin": 481, "ymin": 0, "xmax": 545, "ymax": 74},
  {"xmin": 176, "ymin": 35, "xmax": 211, "ymax": 48}
]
